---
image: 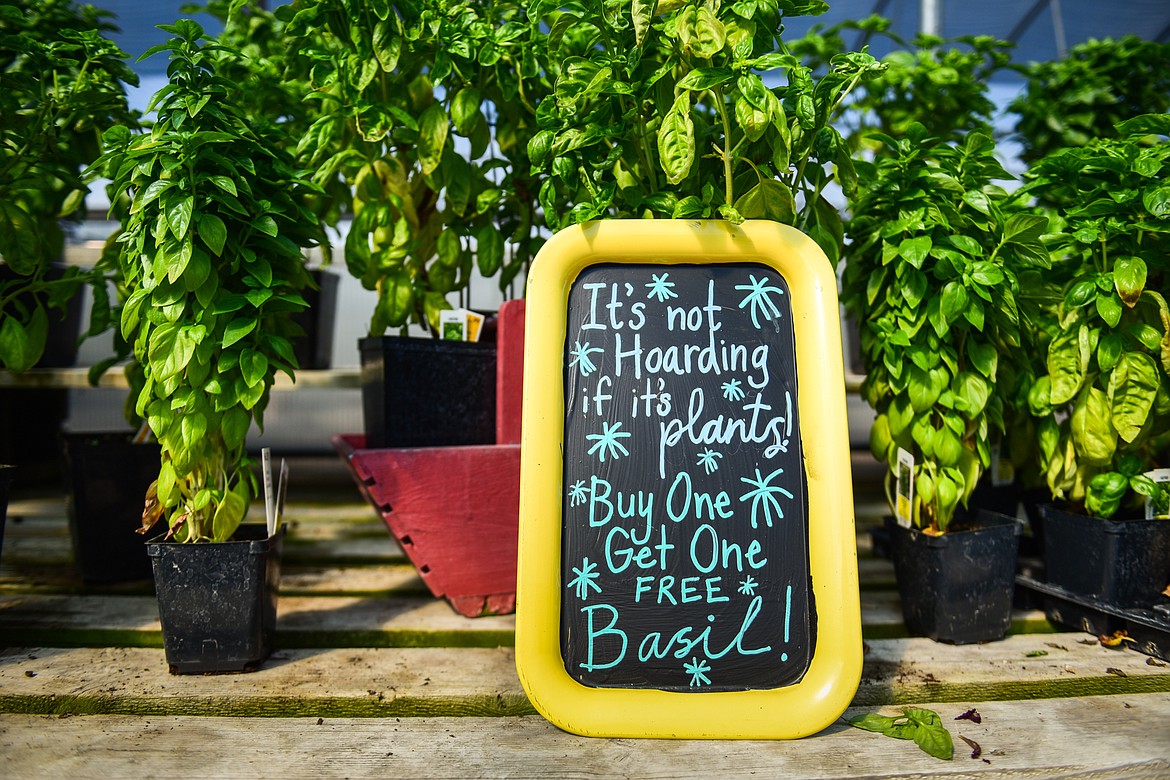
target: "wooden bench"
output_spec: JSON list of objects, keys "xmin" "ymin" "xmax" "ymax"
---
[{"xmin": 1, "ymin": 459, "xmax": 1168, "ymax": 778}]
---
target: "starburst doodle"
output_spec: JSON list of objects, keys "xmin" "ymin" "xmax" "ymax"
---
[
  {"xmin": 645, "ymin": 272, "xmax": 678, "ymax": 302},
  {"xmin": 567, "ymin": 557, "xmax": 602, "ymax": 600},
  {"xmin": 569, "ymin": 341, "xmax": 602, "ymax": 376},
  {"xmin": 735, "ymin": 274, "xmax": 785, "ymax": 329},
  {"xmin": 738, "ymin": 575, "xmax": 758, "ymax": 596},
  {"xmin": 684, "ymin": 657, "xmax": 712, "ymax": 687},
  {"xmin": 567, "ymin": 479, "xmax": 590, "ymax": 507},
  {"xmin": 738, "ymin": 467, "xmax": 794, "ymax": 529},
  {"xmin": 586, "ymin": 420, "xmax": 631, "ymax": 462},
  {"xmin": 721, "ymin": 379, "xmax": 745, "ymax": 402},
  {"xmin": 696, "ymin": 448, "xmax": 723, "ymax": 474}
]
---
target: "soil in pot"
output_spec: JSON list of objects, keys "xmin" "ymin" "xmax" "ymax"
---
[
  {"xmin": 62, "ymin": 432, "xmax": 160, "ymax": 584},
  {"xmin": 359, "ymin": 335, "xmax": 497, "ymax": 448},
  {"xmin": 887, "ymin": 510, "xmax": 1021, "ymax": 644},
  {"xmin": 1040, "ymin": 504, "xmax": 1170, "ymax": 609},
  {"xmin": 147, "ymin": 524, "xmax": 283, "ymax": 674}
]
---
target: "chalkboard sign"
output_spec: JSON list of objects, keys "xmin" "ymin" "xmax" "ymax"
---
[
  {"xmin": 517, "ymin": 221, "xmax": 861, "ymax": 739},
  {"xmin": 560, "ymin": 262, "xmax": 811, "ymax": 692}
]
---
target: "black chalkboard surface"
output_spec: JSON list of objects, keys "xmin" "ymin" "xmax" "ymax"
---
[{"xmin": 559, "ymin": 262, "xmax": 812, "ymax": 692}]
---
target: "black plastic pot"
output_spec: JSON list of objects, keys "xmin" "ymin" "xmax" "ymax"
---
[
  {"xmin": 291, "ymin": 268, "xmax": 339, "ymax": 370},
  {"xmin": 148, "ymin": 524, "xmax": 283, "ymax": 674},
  {"xmin": 62, "ymin": 432, "xmax": 160, "ymax": 584},
  {"xmin": 359, "ymin": 335, "xmax": 497, "ymax": 448},
  {"xmin": 887, "ymin": 511, "xmax": 1021, "ymax": 644},
  {"xmin": 1040, "ymin": 504, "xmax": 1170, "ymax": 609}
]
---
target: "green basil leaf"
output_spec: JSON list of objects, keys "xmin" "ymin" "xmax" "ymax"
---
[
  {"xmin": 1071, "ymin": 386, "xmax": 1117, "ymax": 466},
  {"xmin": 417, "ymin": 103, "xmax": 449, "ymax": 176},
  {"xmin": 658, "ymin": 92, "xmax": 695, "ymax": 186},
  {"xmin": 451, "ymin": 87, "xmax": 481, "ymax": 136},
  {"xmin": 1063, "ymin": 279, "xmax": 1096, "ymax": 309},
  {"xmin": 1047, "ymin": 331, "xmax": 1084, "ymax": 405},
  {"xmin": 222, "ymin": 317, "xmax": 257, "ymax": 349},
  {"xmin": 898, "ymin": 236, "xmax": 932, "ymax": 268},
  {"xmin": 678, "ymin": 67, "xmax": 735, "ymax": 92},
  {"xmin": 1086, "ymin": 471, "xmax": 1127, "ymax": 518},
  {"xmin": 0, "ymin": 201, "xmax": 40, "ymax": 274},
  {"xmin": 912, "ymin": 721, "xmax": 954, "ymax": 761},
  {"xmin": 1097, "ymin": 333, "xmax": 1124, "ymax": 372},
  {"xmin": 221, "ymin": 406, "xmax": 250, "ymax": 450},
  {"xmin": 970, "ymin": 261, "xmax": 1004, "ymax": 286},
  {"xmin": 1109, "ymin": 352, "xmax": 1159, "ymax": 444},
  {"xmin": 476, "ymin": 225, "xmax": 504, "ymax": 277},
  {"xmin": 846, "ymin": 713, "xmax": 898, "ymax": 733},
  {"xmin": 733, "ymin": 179, "xmax": 795, "ymax": 222},
  {"xmin": 967, "ymin": 339, "xmax": 998, "ymax": 380},
  {"xmin": 240, "ymin": 349, "xmax": 269, "ymax": 389},
  {"xmin": 631, "ymin": 0, "xmax": 655, "ymax": 48},
  {"xmin": 1113, "ymin": 256, "xmax": 1147, "ymax": 308},
  {"xmin": 1002, "ymin": 213, "xmax": 1048, "ymax": 245},
  {"xmin": 940, "ymin": 281, "xmax": 968, "ymax": 322},
  {"xmin": 167, "ymin": 195, "xmax": 194, "ymax": 240},
  {"xmin": 211, "ymin": 479, "xmax": 248, "ymax": 542},
  {"xmin": 198, "ymin": 213, "xmax": 227, "ymax": 257},
  {"xmin": 1096, "ymin": 291, "xmax": 1123, "ymax": 327},
  {"xmin": 1142, "ymin": 183, "xmax": 1170, "ymax": 218},
  {"xmin": 0, "ymin": 305, "xmax": 46, "ymax": 373},
  {"xmin": 436, "ymin": 229, "xmax": 462, "ymax": 268},
  {"xmin": 901, "ymin": 268, "xmax": 928, "ymax": 308}
]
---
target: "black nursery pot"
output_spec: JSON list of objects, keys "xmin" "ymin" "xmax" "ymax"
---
[
  {"xmin": 1040, "ymin": 504, "xmax": 1170, "ymax": 608},
  {"xmin": 359, "ymin": 335, "xmax": 497, "ymax": 448},
  {"xmin": 290, "ymin": 268, "xmax": 339, "ymax": 370},
  {"xmin": 62, "ymin": 432, "xmax": 160, "ymax": 584},
  {"xmin": 148, "ymin": 525, "xmax": 283, "ymax": 674},
  {"xmin": 887, "ymin": 510, "xmax": 1021, "ymax": 644}
]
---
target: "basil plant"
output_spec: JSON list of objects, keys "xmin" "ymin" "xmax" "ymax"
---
[
  {"xmin": 1019, "ymin": 114, "xmax": 1170, "ymax": 519},
  {"xmin": 279, "ymin": 0, "xmax": 548, "ymax": 335},
  {"xmin": 0, "ymin": 0, "xmax": 138, "ymax": 372},
  {"xmin": 90, "ymin": 20, "xmax": 323, "ymax": 542},
  {"xmin": 842, "ymin": 125, "xmax": 1049, "ymax": 534},
  {"xmin": 790, "ymin": 14, "xmax": 1012, "ymax": 151},
  {"xmin": 527, "ymin": 0, "xmax": 883, "ymax": 263}
]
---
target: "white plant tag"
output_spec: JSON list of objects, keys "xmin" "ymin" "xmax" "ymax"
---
[
  {"xmin": 262, "ymin": 447, "xmax": 275, "ymax": 537},
  {"xmin": 895, "ymin": 447, "xmax": 914, "ymax": 528},
  {"xmin": 440, "ymin": 309, "xmax": 468, "ymax": 341},
  {"xmin": 1145, "ymin": 468, "xmax": 1170, "ymax": 520}
]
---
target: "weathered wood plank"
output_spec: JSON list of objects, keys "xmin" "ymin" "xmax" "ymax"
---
[
  {"xmin": 1, "ymin": 636, "xmax": 1166, "ymax": 718},
  {"xmin": 0, "ymin": 593, "xmax": 518, "ymax": 649},
  {"xmin": 0, "ymin": 590, "xmax": 1056, "ymax": 649},
  {"xmin": 0, "ymin": 564, "xmax": 428, "ymax": 598},
  {"xmin": 0, "ymin": 646, "xmax": 530, "ymax": 718},
  {"xmin": 1, "ymin": 695, "xmax": 1167, "ymax": 779},
  {"xmin": 0, "ymin": 589, "xmax": 1058, "ymax": 649}
]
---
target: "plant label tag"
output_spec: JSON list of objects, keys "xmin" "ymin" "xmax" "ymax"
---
[
  {"xmin": 1145, "ymin": 468, "xmax": 1170, "ymax": 520},
  {"xmin": 464, "ymin": 310, "xmax": 485, "ymax": 342},
  {"xmin": 895, "ymin": 447, "xmax": 914, "ymax": 528},
  {"xmin": 262, "ymin": 447, "xmax": 275, "ymax": 537},
  {"xmin": 440, "ymin": 309, "xmax": 468, "ymax": 341},
  {"xmin": 275, "ymin": 459, "xmax": 289, "ymax": 532}
]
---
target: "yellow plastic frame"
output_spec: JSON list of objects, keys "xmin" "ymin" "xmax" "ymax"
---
[{"xmin": 516, "ymin": 220, "xmax": 860, "ymax": 739}]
